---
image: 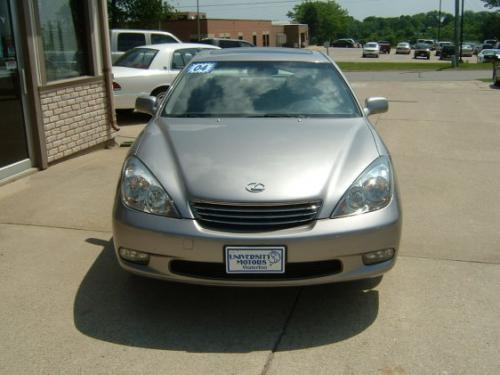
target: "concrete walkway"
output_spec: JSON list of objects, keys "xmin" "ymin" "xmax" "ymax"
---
[{"xmin": 0, "ymin": 81, "xmax": 499, "ymax": 374}]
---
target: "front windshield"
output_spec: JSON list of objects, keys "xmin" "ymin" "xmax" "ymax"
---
[
  {"xmin": 163, "ymin": 61, "xmax": 361, "ymax": 118},
  {"xmin": 365, "ymin": 43, "xmax": 377, "ymax": 48}
]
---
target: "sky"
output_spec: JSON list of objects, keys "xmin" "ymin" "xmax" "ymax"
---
[{"xmin": 170, "ymin": 0, "xmax": 492, "ymax": 21}]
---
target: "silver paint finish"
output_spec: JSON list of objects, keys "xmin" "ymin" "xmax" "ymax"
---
[{"xmin": 112, "ymin": 48, "xmax": 402, "ymax": 285}]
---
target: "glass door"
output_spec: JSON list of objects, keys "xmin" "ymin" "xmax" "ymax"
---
[{"xmin": 0, "ymin": 0, "xmax": 30, "ymax": 175}]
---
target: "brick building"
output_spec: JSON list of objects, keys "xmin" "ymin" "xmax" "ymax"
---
[
  {"xmin": 1, "ymin": 0, "xmax": 116, "ymax": 183},
  {"xmin": 163, "ymin": 16, "xmax": 308, "ymax": 48}
]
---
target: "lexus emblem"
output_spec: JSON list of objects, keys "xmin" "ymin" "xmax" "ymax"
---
[{"xmin": 246, "ymin": 182, "xmax": 265, "ymax": 193}]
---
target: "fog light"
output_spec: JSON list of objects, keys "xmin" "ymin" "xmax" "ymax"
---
[
  {"xmin": 119, "ymin": 248, "xmax": 150, "ymax": 265},
  {"xmin": 362, "ymin": 248, "xmax": 395, "ymax": 265}
]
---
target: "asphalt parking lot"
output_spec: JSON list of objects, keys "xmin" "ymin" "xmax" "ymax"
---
[
  {"xmin": 0, "ymin": 78, "xmax": 499, "ymax": 374},
  {"xmin": 310, "ymin": 46, "xmax": 480, "ymax": 64}
]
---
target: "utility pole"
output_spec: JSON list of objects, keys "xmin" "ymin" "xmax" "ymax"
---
[
  {"xmin": 437, "ymin": 0, "xmax": 442, "ymax": 42},
  {"xmin": 453, "ymin": 0, "xmax": 460, "ymax": 67},
  {"xmin": 460, "ymin": 0, "xmax": 465, "ymax": 62},
  {"xmin": 197, "ymin": 0, "xmax": 201, "ymax": 41}
]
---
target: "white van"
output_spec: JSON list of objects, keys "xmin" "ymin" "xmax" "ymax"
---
[{"xmin": 110, "ymin": 29, "xmax": 181, "ymax": 63}]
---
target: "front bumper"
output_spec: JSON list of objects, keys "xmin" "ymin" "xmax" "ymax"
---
[{"xmin": 112, "ymin": 197, "xmax": 402, "ymax": 287}]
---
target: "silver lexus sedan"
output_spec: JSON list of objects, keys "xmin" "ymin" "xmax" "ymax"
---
[{"xmin": 112, "ymin": 48, "xmax": 402, "ymax": 286}]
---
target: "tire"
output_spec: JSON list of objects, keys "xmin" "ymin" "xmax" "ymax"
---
[
  {"xmin": 494, "ymin": 80, "xmax": 500, "ymax": 87},
  {"xmin": 151, "ymin": 86, "xmax": 169, "ymax": 103},
  {"xmin": 427, "ymin": 56, "xmax": 430, "ymax": 60},
  {"xmin": 155, "ymin": 90, "xmax": 167, "ymax": 103},
  {"xmin": 362, "ymin": 54, "xmax": 366, "ymax": 58}
]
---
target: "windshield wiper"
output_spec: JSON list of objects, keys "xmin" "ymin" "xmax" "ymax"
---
[
  {"xmin": 252, "ymin": 113, "xmax": 306, "ymax": 118},
  {"xmin": 167, "ymin": 113, "xmax": 215, "ymax": 118}
]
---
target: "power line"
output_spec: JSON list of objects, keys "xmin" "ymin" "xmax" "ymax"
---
[
  {"xmin": 175, "ymin": 0, "xmax": 302, "ymax": 9},
  {"xmin": 175, "ymin": 0, "xmax": 379, "ymax": 9}
]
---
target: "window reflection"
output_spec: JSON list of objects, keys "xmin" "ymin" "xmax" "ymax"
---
[{"xmin": 37, "ymin": 0, "xmax": 91, "ymax": 81}]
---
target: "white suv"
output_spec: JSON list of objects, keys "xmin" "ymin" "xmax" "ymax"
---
[{"xmin": 110, "ymin": 29, "xmax": 181, "ymax": 63}]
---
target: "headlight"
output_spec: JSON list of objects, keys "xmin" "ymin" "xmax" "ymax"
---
[
  {"xmin": 120, "ymin": 156, "xmax": 179, "ymax": 217},
  {"xmin": 332, "ymin": 156, "xmax": 393, "ymax": 218}
]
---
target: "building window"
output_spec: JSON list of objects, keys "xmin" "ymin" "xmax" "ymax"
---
[
  {"xmin": 253, "ymin": 35, "xmax": 257, "ymax": 45},
  {"xmin": 36, "ymin": 0, "xmax": 92, "ymax": 82},
  {"xmin": 262, "ymin": 34, "xmax": 269, "ymax": 47}
]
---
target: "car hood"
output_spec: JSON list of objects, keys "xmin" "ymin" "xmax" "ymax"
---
[{"xmin": 134, "ymin": 117, "xmax": 381, "ymax": 218}]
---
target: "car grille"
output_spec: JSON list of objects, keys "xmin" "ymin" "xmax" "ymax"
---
[
  {"xmin": 170, "ymin": 259, "xmax": 342, "ymax": 280},
  {"xmin": 191, "ymin": 201, "xmax": 322, "ymax": 231}
]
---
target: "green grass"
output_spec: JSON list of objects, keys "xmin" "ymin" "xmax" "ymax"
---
[
  {"xmin": 476, "ymin": 78, "xmax": 493, "ymax": 83},
  {"xmin": 337, "ymin": 61, "xmax": 493, "ymax": 72}
]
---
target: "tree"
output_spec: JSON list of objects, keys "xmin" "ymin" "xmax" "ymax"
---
[
  {"xmin": 481, "ymin": 0, "xmax": 500, "ymax": 9},
  {"xmin": 287, "ymin": 1, "xmax": 350, "ymax": 44},
  {"xmin": 108, "ymin": 0, "xmax": 176, "ymax": 29}
]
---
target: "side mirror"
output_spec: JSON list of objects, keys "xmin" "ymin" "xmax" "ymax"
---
[
  {"xmin": 364, "ymin": 97, "xmax": 388, "ymax": 116},
  {"xmin": 135, "ymin": 95, "xmax": 157, "ymax": 116}
]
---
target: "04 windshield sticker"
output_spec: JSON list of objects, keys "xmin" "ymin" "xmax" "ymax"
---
[{"xmin": 187, "ymin": 63, "xmax": 216, "ymax": 74}]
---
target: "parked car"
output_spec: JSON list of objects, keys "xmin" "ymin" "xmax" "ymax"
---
[
  {"xmin": 483, "ymin": 39, "xmax": 497, "ymax": 48},
  {"xmin": 417, "ymin": 39, "xmax": 436, "ymax": 50},
  {"xmin": 482, "ymin": 43, "xmax": 495, "ymax": 51},
  {"xmin": 110, "ymin": 29, "xmax": 181, "ymax": 63},
  {"xmin": 414, "ymin": 43, "xmax": 431, "ymax": 59},
  {"xmin": 199, "ymin": 38, "xmax": 255, "ymax": 48},
  {"xmin": 460, "ymin": 44, "xmax": 473, "ymax": 57},
  {"xmin": 436, "ymin": 41, "xmax": 452, "ymax": 56},
  {"xmin": 113, "ymin": 48, "xmax": 401, "ymax": 286},
  {"xmin": 477, "ymin": 49, "xmax": 500, "ymax": 63},
  {"xmin": 331, "ymin": 39, "xmax": 357, "ymax": 48},
  {"xmin": 362, "ymin": 42, "xmax": 380, "ymax": 58},
  {"xmin": 395, "ymin": 42, "xmax": 411, "ymax": 54},
  {"xmin": 440, "ymin": 45, "xmax": 456, "ymax": 60},
  {"xmin": 112, "ymin": 43, "xmax": 219, "ymax": 110},
  {"xmin": 464, "ymin": 41, "xmax": 479, "ymax": 54},
  {"xmin": 378, "ymin": 41, "xmax": 391, "ymax": 54}
]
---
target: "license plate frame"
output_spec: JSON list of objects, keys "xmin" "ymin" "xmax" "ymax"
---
[{"xmin": 225, "ymin": 246, "xmax": 286, "ymax": 274}]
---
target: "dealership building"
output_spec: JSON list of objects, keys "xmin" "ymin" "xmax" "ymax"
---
[
  {"xmin": 163, "ymin": 13, "xmax": 309, "ymax": 48},
  {"xmin": 0, "ymin": 0, "xmax": 116, "ymax": 183}
]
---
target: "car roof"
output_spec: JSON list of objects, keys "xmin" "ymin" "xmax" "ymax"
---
[
  {"xmin": 190, "ymin": 48, "xmax": 330, "ymax": 63},
  {"xmin": 202, "ymin": 38, "xmax": 250, "ymax": 42},
  {"xmin": 111, "ymin": 29, "xmax": 176, "ymax": 35},
  {"xmin": 132, "ymin": 43, "xmax": 220, "ymax": 52}
]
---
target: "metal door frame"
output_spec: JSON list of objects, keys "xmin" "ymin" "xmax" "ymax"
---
[{"xmin": 0, "ymin": 0, "xmax": 35, "ymax": 181}]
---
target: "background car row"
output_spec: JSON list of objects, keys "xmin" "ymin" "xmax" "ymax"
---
[{"xmin": 110, "ymin": 30, "xmax": 258, "ymax": 110}]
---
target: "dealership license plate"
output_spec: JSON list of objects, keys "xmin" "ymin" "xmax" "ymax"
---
[{"xmin": 225, "ymin": 246, "xmax": 285, "ymax": 274}]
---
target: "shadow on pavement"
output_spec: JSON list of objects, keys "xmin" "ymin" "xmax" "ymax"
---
[
  {"xmin": 74, "ymin": 238, "xmax": 379, "ymax": 352},
  {"xmin": 116, "ymin": 110, "xmax": 151, "ymax": 126}
]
